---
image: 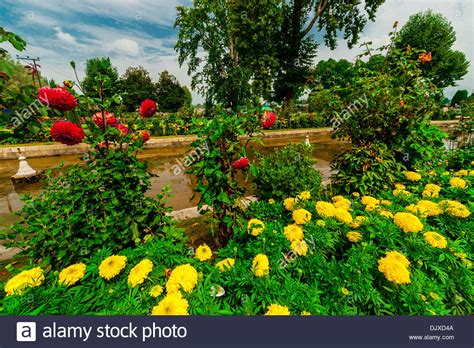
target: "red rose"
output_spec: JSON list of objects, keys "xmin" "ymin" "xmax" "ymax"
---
[
  {"xmin": 418, "ymin": 52, "xmax": 432, "ymax": 64},
  {"xmin": 139, "ymin": 99, "xmax": 157, "ymax": 118},
  {"xmin": 93, "ymin": 111, "xmax": 118, "ymax": 127},
  {"xmin": 231, "ymin": 157, "xmax": 250, "ymax": 170},
  {"xmin": 38, "ymin": 86, "xmax": 77, "ymax": 112},
  {"xmin": 140, "ymin": 130, "xmax": 150, "ymax": 143},
  {"xmin": 50, "ymin": 121, "xmax": 85, "ymax": 145},
  {"xmin": 399, "ymin": 100, "xmax": 404, "ymax": 107},
  {"xmin": 113, "ymin": 123, "xmax": 129, "ymax": 135},
  {"xmin": 261, "ymin": 111, "xmax": 277, "ymax": 129}
]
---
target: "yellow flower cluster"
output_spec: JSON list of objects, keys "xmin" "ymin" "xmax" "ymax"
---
[
  {"xmin": 332, "ymin": 196, "xmax": 351, "ymax": 210},
  {"xmin": 404, "ymin": 171, "xmax": 421, "ymax": 181},
  {"xmin": 291, "ymin": 239, "xmax": 308, "ymax": 256},
  {"xmin": 292, "ymin": 208, "xmax": 312, "ymax": 225},
  {"xmin": 379, "ymin": 209, "xmax": 394, "ymax": 218},
  {"xmin": 423, "ymin": 232, "xmax": 447, "ymax": 249},
  {"xmin": 252, "ymin": 254, "xmax": 269, "ymax": 277},
  {"xmin": 284, "ymin": 198, "xmax": 295, "ymax": 211},
  {"xmin": 59, "ymin": 263, "xmax": 86, "ymax": 286},
  {"xmin": 406, "ymin": 200, "xmax": 442, "ymax": 217},
  {"xmin": 152, "ymin": 292, "xmax": 189, "ymax": 315},
  {"xmin": 99, "ymin": 255, "xmax": 127, "ymax": 280},
  {"xmin": 449, "ymin": 177, "xmax": 467, "ymax": 189},
  {"xmin": 334, "ymin": 208, "xmax": 353, "ymax": 224},
  {"xmin": 316, "ymin": 219, "xmax": 326, "ymax": 227},
  {"xmin": 350, "ymin": 216, "xmax": 367, "ymax": 228},
  {"xmin": 393, "ymin": 183, "xmax": 411, "ymax": 196},
  {"xmin": 315, "ymin": 201, "xmax": 337, "ymax": 218},
  {"xmin": 393, "ymin": 212, "xmax": 423, "ymax": 233},
  {"xmin": 149, "ymin": 284, "xmax": 164, "ymax": 298},
  {"xmin": 454, "ymin": 169, "xmax": 468, "ymax": 177},
  {"xmin": 215, "ymin": 258, "xmax": 235, "ymax": 272},
  {"xmin": 4, "ymin": 267, "xmax": 44, "ymax": 296},
  {"xmin": 347, "ymin": 231, "xmax": 362, "ymax": 243},
  {"xmin": 284, "ymin": 224, "xmax": 304, "ymax": 242},
  {"xmin": 422, "ymin": 184, "xmax": 441, "ymax": 198},
  {"xmin": 265, "ymin": 304, "xmax": 290, "ymax": 315},
  {"xmin": 378, "ymin": 251, "xmax": 411, "ymax": 285},
  {"xmin": 195, "ymin": 244, "xmax": 213, "ymax": 261},
  {"xmin": 440, "ymin": 200, "xmax": 471, "ymax": 218},
  {"xmin": 128, "ymin": 259, "xmax": 153, "ymax": 288},
  {"xmin": 166, "ymin": 264, "xmax": 198, "ymax": 293},
  {"xmin": 247, "ymin": 218, "xmax": 265, "ymax": 236},
  {"xmin": 297, "ymin": 191, "xmax": 311, "ymax": 201},
  {"xmin": 361, "ymin": 196, "xmax": 380, "ymax": 206}
]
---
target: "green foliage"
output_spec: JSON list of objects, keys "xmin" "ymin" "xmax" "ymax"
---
[
  {"xmin": 82, "ymin": 57, "xmax": 119, "ymax": 99},
  {"xmin": 155, "ymin": 71, "xmax": 191, "ymax": 112},
  {"xmin": 451, "ymin": 89, "xmax": 469, "ymax": 106},
  {"xmin": 0, "ymin": 27, "xmax": 26, "ymax": 57},
  {"xmin": 251, "ymin": 143, "xmax": 322, "ymax": 200},
  {"xmin": 396, "ymin": 10, "xmax": 469, "ymax": 88},
  {"xmin": 118, "ymin": 66, "xmax": 156, "ymax": 111},
  {"xmin": 187, "ymin": 111, "xmax": 260, "ymax": 245},
  {"xmin": 2, "ymin": 150, "xmax": 172, "ymax": 268},
  {"xmin": 307, "ymin": 85, "xmax": 344, "ymax": 117},
  {"xmin": 309, "ymin": 59, "xmax": 357, "ymax": 95},
  {"xmin": 331, "ymin": 142, "xmax": 405, "ymax": 195}
]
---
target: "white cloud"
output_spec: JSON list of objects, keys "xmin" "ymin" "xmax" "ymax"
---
[
  {"xmin": 107, "ymin": 38, "xmax": 140, "ymax": 57},
  {"xmin": 54, "ymin": 27, "xmax": 76, "ymax": 45}
]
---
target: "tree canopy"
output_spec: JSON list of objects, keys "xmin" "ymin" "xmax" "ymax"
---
[
  {"xmin": 155, "ymin": 71, "xmax": 191, "ymax": 112},
  {"xmin": 119, "ymin": 66, "xmax": 156, "ymax": 111},
  {"xmin": 396, "ymin": 10, "xmax": 469, "ymax": 88},
  {"xmin": 82, "ymin": 57, "xmax": 119, "ymax": 99}
]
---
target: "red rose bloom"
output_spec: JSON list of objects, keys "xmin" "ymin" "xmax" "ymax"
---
[
  {"xmin": 140, "ymin": 130, "xmax": 150, "ymax": 143},
  {"xmin": 139, "ymin": 99, "xmax": 157, "ymax": 118},
  {"xmin": 113, "ymin": 123, "xmax": 129, "ymax": 135},
  {"xmin": 399, "ymin": 100, "xmax": 404, "ymax": 107},
  {"xmin": 261, "ymin": 111, "xmax": 277, "ymax": 129},
  {"xmin": 93, "ymin": 111, "xmax": 118, "ymax": 127},
  {"xmin": 50, "ymin": 121, "xmax": 85, "ymax": 145},
  {"xmin": 419, "ymin": 52, "xmax": 432, "ymax": 64},
  {"xmin": 38, "ymin": 86, "xmax": 77, "ymax": 112},
  {"xmin": 231, "ymin": 157, "xmax": 250, "ymax": 170}
]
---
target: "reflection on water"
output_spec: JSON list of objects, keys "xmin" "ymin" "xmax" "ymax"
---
[{"xmin": 0, "ymin": 133, "xmax": 347, "ymax": 214}]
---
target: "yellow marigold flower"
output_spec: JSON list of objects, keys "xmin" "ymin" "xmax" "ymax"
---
[
  {"xmin": 247, "ymin": 218, "xmax": 265, "ymax": 236},
  {"xmin": 350, "ymin": 215, "xmax": 367, "ymax": 228},
  {"xmin": 422, "ymin": 190, "xmax": 438, "ymax": 198},
  {"xmin": 301, "ymin": 311, "xmax": 311, "ymax": 315},
  {"xmin": 378, "ymin": 252, "xmax": 411, "ymax": 285},
  {"xmin": 352, "ymin": 192, "xmax": 360, "ymax": 198},
  {"xmin": 347, "ymin": 231, "xmax": 362, "ymax": 243},
  {"xmin": 405, "ymin": 203, "xmax": 429, "ymax": 217},
  {"xmin": 393, "ymin": 212, "xmax": 423, "ymax": 233},
  {"xmin": 292, "ymin": 208, "xmax": 312, "ymax": 225},
  {"xmin": 469, "ymin": 170, "xmax": 474, "ymax": 176},
  {"xmin": 316, "ymin": 219, "xmax": 326, "ymax": 227},
  {"xmin": 99, "ymin": 255, "xmax": 127, "ymax": 280},
  {"xmin": 440, "ymin": 200, "xmax": 471, "ymax": 218},
  {"xmin": 380, "ymin": 199, "xmax": 391, "ymax": 206},
  {"xmin": 454, "ymin": 169, "xmax": 468, "ymax": 177},
  {"xmin": 424, "ymin": 183, "xmax": 441, "ymax": 194},
  {"xmin": 149, "ymin": 284, "xmax": 164, "ymax": 298},
  {"xmin": 128, "ymin": 259, "xmax": 153, "ymax": 288},
  {"xmin": 166, "ymin": 264, "xmax": 198, "ymax": 293},
  {"xmin": 404, "ymin": 171, "xmax": 421, "ymax": 181},
  {"xmin": 195, "ymin": 244, "xmax": 213, "ymax": 261},
  {"xmin": 290, "ymin": 239, "xmax": 308, "ymax": 256},
  {"xmin": 297, "ymin": 191, "xmax": 311, "ymax": 201},
  {"xmin": 423, "ymin": 232, "xmax": 447, "ymax": 249},
  {"xmin": 385, "ymin": 251, "xmax": 410, "ymax": 268},
  {"xmin": 265, "ymin": 304, "xmax": 290, "ymax": 315},
  {"xmin": 332, "ymin": 195, "xmax": 345, "ymax": 202},
  {"xmin": 4, "ymin": 267, "xmax": 44, "ymax": 296},
  {"xmin": 417, "ymin": 200, "xmax": 442, "ymax": 217},
  {"xmin": 284, "ymin": 197, "xmax": 296, "ymax": 211},
  {"xmin": 361, "ymin": 196, "xmax": 379, "ymax": 206},
  {"xmin": 268, "ymin": 198, "xmax": 275, "ymax": 204},
  {"xmin": 334, "ymin": 208, "xmax": 353, "ymax": 224},
  {"xmin": 334, "ymin": 198, "xmax": 351, "ymax": 210},
  {"xmin": 449, "ymin": 177, "xmax": 467, "ymax": 189},
  {"xmin": 216, "ymin": 258, "xmax": 235, "ymax": 272},
  {"xmin": 365, "ymin": 203, "xmax": 379, "ymax": 211},
  {"xmin": 58, "ymin": 263, "xmax": 86, "ymax": 286},
  {"xmin": 379, "ymin": 209, "xmax": 394, "ymax": 218},
  {"xmin": 315, "ymin": 201, "xmax": 337, "ymax": 218},
  {"xmin": 252, "ymin": 254, "xmax": 270, "ymax": 277},
  {"xmin": 284, "ymin": 224, "xmax": 304, "ymax": 242},
  {"xmin": 152, "ymin": 292, "xmax": 189, "ymax": 315},
  {"xmin": 393, "ymin": 188, "xmax": 411, "ymax": 196},
  {"xmin": 395, "ymin": 183, "xmax": 406, "ymax": 190}
]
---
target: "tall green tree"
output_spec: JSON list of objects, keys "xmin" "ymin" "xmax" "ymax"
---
[
  {"xmin": 119, "ymin": 66, "xmax": 156, "ymax": 111},
  {"xmin": 82, "ymin": 57, "xmax": 119, "ymax": 99},
  {"xmin": 451, "ymin": 89, "xmax": 468, "ymax": 107},
  {"xmin": 155, "ymin": 71, "xmax": 191, "ymax": 112},
  {"xmin": 396, "ymin": 10, "xmax": 469, "ymax": 88}
]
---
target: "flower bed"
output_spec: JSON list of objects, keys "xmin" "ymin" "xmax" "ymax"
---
[{"xmin": 1, "ymin": 164, "xmax": 472, "ymax": 315}]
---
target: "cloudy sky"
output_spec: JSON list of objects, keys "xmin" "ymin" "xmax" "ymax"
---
[{"xmin": 1, "ymin": 0, "xmax": 472, "ymax": 103}]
